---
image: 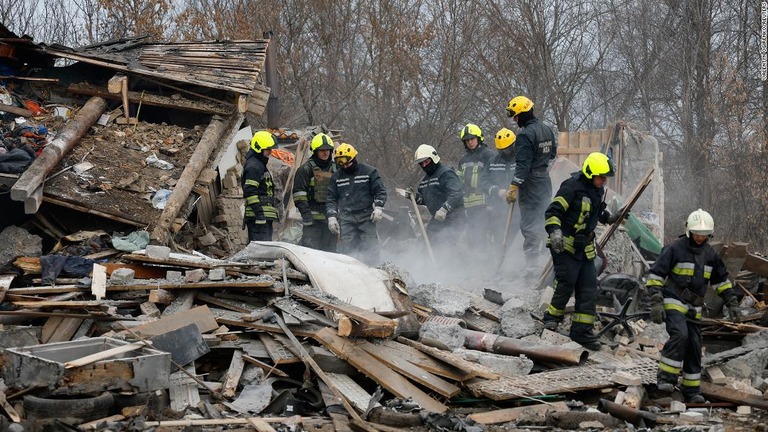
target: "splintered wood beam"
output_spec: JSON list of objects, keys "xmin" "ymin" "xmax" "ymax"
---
[
  {"xmin": 222, "ymin": 350, "xmax": 245, "ymax": 398},
  {"xmin": 68, "ymin": 82, "xmax": 232, "ymax": 115},
  {"xmin": 290, "ymin": 289, "xmax": 395, "ymax": 337},
  {"xmin": 11, "ymin": 97, "xmax": 107, "ymax": 202}
]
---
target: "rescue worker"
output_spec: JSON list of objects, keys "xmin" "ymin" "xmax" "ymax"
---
[
  {"xmin": 505, "ymin": 96, "xmax": 557, "ymax": 274},
  {"xmin": 457, "ymin": 123, "xmax": 495, "ymax": 252},
  {"xmin": 542, "ymin": 152, "xmax": 620, "ymax": 350},
  {"xmin": 293, "ymin": 133, "xmax": 337, "ymax": 252},
  {"xmin": 487, "ymin": 128, "xmax": 521, "ymax": 253},
  {"xmin": 242, "ymin": 130, "xmax": 278, "ymax": 242},
  {"xmin": 326, "ymin": 143, "xmax": 387, "ymax": 264},
  {"xmin": 646, "ymin": 209, "xmax": 741, "ymax": 403},
  {"xmin": 406, "ymin": 144, "xmax": 465, "ymax": 250}
]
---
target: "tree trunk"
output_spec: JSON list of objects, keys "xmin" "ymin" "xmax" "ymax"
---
[{"xmin": 11, "ymin": 97, "xmax": 107, "ymax": 202}]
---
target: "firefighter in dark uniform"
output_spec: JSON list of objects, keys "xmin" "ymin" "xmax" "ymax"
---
[
  {"xmin": 326, "ymin": 143, "xmax": 387, "ymax": 265},
  {"xmin": 406, "ymin": 144, "xmax": 465, "ymax": 251},
  {"xmin": 487, "ymin": 128, "xmax": 521, "ymax": 253},
  {"xmin": 293, "ymin": 133, "xmax": 337, "ymax": 252},
  {"xmin": 541, "ymin": 152, "xmax": 620, "ymax": 350},
  {"xmin": 505, "ymin": 96, "xmax": 557, "ymax": 274},
  {"xmin": 457, "ymin": 123, "xmax": 495, "ymax": 252},
  {"xmin": 646, "ymin": 209, "xmax": 741, "ymax": 403},
  {"xmin": 242, "ymin": 130, "xmax": 278, "ymax": 242}
]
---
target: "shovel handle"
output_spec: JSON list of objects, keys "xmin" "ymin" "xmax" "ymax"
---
[{"xmin": 410, "ymin": 194, "xmax": 436, "ymax": 264}]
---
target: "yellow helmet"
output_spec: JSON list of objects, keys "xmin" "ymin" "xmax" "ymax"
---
[
  {"xmin": 250, "ymin": 130, "xmax": 277, "ymax": 153},
  {"xmin": 582, "ymin": 152, "xmax": 615, "ymax": 179},
  {"xmin": 460, "ymin": 123, "xmax": 484, "ymax": 143},
  {"xmin": 506, "ymin": 96, "xmax": 534, "ymax": 117},
  {"xmin": 494, "ymin": 128, "xmax": 516, "ymax": 150},
  {"xmin": 334, "ymin": 143, "xmax": 358, "ymax": 163},
  {"xmin": 686, "ymin": 209, "xmax": 714, "ymax": 237},
  {"xmin": 310, "ymin": 133, "xmax": 335, "ymax": 152}
]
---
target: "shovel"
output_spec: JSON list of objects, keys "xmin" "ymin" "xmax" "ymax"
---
[
  {"xmin": 398, "ymin": 188, "xmax": 436, "ymax": 264},
  {"xmin": 494, "ymin": 201, "xmax": 515, "ymax": 275}
]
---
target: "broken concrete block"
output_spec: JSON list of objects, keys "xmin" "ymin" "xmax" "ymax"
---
[
  {"xmin": 705, "ymin": 365, "xmax": 727, "ymax": 385},
  {"xmin": 166, "ymin": 270, "xmax": 183, "ymax": 281},
  {"xmin": 614, "ymin": 391, "xmax": 625, "ymax": 405},
  {"xmin": 146, "ymin": 245, "xmax": 171, "ymax": 259},
  {"xmin": 614, "ymin": 335, "xmax": 631, "ymax": 345},
  {"xmin": 0, "ymin": 326, "xmax": 42, "ymax": 350},
  {"xmin": 198, "ymin": 232, "xmax": 217, "ymax": 246},
  {"xmin": 612, "ymin": 371, "xmax": 642, "ymax": 386},
  {"xmin": 669, "ymin": 400, "xmax": 686, "ymax": 413},
  {"xmin": 725, "ymin": 378, "xmax": 763, "ymax": 396},
  {"xmin": 737, "ymin": 405, "xmax": 751, "ymax": 415},
  {"xmin": 499, "ymin": 305, "xmax": 538, "ymax": 339},
  {"xmin": 419, "ymin": 321, "xmax": 465, "ymax": 350},
  {"xmin": 208, "ymin": 267, "xmax": 226, "ymax": 281},
  {"xmin": 539, "ymin": 329, "xmax": 572, "ymax": 345},
  {"xmin": 679, "ymin": 411, "xmax": 704, "ymax": 420},
  {"xmin": 0, "ymin": 225, "xmax": 42, "ymax": 266},
  {"xmin": 140, "ymin": 302, "xmax": 161, "ymax": 318},
  {"xmin": 456, "ymin": 349, "xmax": 534, "ymax": 377},
  {"xmin": 185, "ymin": 268, "xmax": 207, "ymax": 283},
  {"xmin": 408, "ymin": 283, "xmax": 470, "ymax": 316},
  {"xmin": 621, "ymin": 386, "xmax": 645, "ymax": 409},
  {"xmin": 109, "ymin": 267, "xmax": 135, "ymax": 285}
]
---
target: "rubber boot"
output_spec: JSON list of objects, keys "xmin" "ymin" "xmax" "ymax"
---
[
  {"xmin": 569, "ymin": 322, "xmax": 601, "ymax": 350},
  {"xmin": 656, "ymin": 370, "xmax": 677, "ymax": 393},
  {"xmin": 542, "ymin": 312, "xmax": 563, "ymax": 331}
]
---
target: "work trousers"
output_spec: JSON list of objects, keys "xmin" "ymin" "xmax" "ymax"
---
[
  {"xmin": 518, "ymin": 173, "xmax": 551, "ymax": 260},
  {"xmin": 339, "ymin": 218, "xmax": 379, "ymax": 265},
  {"xmin": 246, "ymin": 220, "xmax": 273, "ymax": 242},
  {"xmin": 301, "ymin": 221, "xmax": 337, "ymax": 253},
  {"xmin": 658, "ymin": 308, "xmax": 703, "ymax": 399},
  {"xmin": 545, "ymin": 251, "xmax": 598, "ymax": 340}
]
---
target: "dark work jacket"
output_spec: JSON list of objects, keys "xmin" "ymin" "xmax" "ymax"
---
[
  {"xmin": 512, "ymin": 117, "xmax": 557, "ymax": 185},
  {"xmin": 326, "ymin": 161, "xmax": 387, "ymax": 222},
  {"xmin": 544, "ymin": 172, "xmax": 608, "ymax": 259},
  {"xmin": 292, "ymin": 155, "xmax": 337, "ymax": 221},
  {"xmin": 457, "ymin": 145, "xmax": 495, "ymax": 209},
  {"xmin": 646, "ymin": 236, "xmax": 736, "ymax": 303},
  {"xmin": 242, "ymin": 149, "xmax": 277, "ymax": 221},
  {"xmin": 487, "ymin": 151, "xmax": 516, "ymax": 208},
  {"xmin": 416, "ymin": 162, "xmax": 464, "ymax": 217}
]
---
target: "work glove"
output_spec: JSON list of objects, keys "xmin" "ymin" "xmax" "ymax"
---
[
  {"xmin": 548, "ymin": 229, "xmax": 564, "ymax": 254},
  {"xmin": 497, "ymin": 188, "xmax": 507, "ymax": 201},
  {"xmin": 404, "ymin": 187, "xmax": 414, "ymax": 199},
  {"xmin": 726, "ymin": 298, "xmax": 742, "ymax": 323},
  {"xmin": 328, "ymin": 217, "xmax": 340, "ymax": 235},
  {"xmin": 650, "ymin": 293, "xmax": 666, "ymax": 324},
  {"xmin": 506, "ymin": 184, "xmax": 519, "ymax": 204},
  {"xmin": 605, "ymin": 211, "xmax": 622, "ymax": 224},
  {"xmin": 371, "ymin": 206, "xmax": 384, "ymax": 223},
  {"xmin": 434, "ymin": 206, "xmax": 448, "ymax": 221}
]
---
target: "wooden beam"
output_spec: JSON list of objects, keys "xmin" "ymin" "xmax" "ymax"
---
[
  {"xmin": 468, "ymin": 402, "xmax": 569, "ymax": 425},
  {"xmin": 150, "ymin": 112, "xmax": 244, "ymax": 245},
  {"xmin": 743, "ymin": 253, "xmax": 768, "ymax": 278},
  {"xmin": 701, "ymin": 382, "xmax": 768, "ymax": 410},
  {"xmin": 291, "ymin": 289, "xmax": 395, "ymax": 338},
  {"xmin": 119, "ymin": 305, "xmax": 218, "ymax": 337},
  {"xmin": 11, "ymin": 97, "xmax": 107, "ymax": 202},
  {"xmin": 0, "ymin": 103, "xmax": 33, "ymax": 117},
  {"xmin": 24, "ymin": 185, "xmax": 43, "ymax": 214},
  {"xmin": 64, "ymin": 342, "xmax": 145, "ymax": 369},
  {"xmin": 396, "ymin": 337, "xmax": 499, "ymax": 380},
  {"xmin": 222, "ymin": 350, "xmax": 245, "ymax": 398}
]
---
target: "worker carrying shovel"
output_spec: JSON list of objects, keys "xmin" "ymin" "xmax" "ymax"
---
[{"xmin": 401, "ymin": 144, "xmax": 465, "ymax": 263}]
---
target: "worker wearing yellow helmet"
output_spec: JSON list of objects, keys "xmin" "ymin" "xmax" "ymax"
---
[
  {"xmin": 292, "ymin": 132, "xmax": 338, "ymax": 252},
  {"xmin": 457, "ymin": 123, "xmax": 495, "ymax": 255},
  {"xmin": 486, "ymin": 128, "xmax": 521, "ymax": 253},
  {"xmin": 326, "ymin": 143, "xmax": 388, "ymax": 265},
  {"xmin": 646, "ymin": 208, "xmax": 739, "ymax": 403},
  {"xmin": 243, "ymin": 130, "xmax": 278, "ymax": 241},
  {"xmin": 541, "ymin": 152, "xmax": 621, "ymax": 351},
  {"xmin": 504, "ymin": 95, "xmax": 558, "ymax": 276}
]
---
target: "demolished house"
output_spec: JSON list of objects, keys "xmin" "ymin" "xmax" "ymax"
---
[{"xmin": 1, "ymin": 25, "xmax": 768, "ymax": 431}]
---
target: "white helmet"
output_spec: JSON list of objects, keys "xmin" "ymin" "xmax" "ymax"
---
[
  {"xmin": 414, "ymin": 144, "xmax": 440, "ymax": 164},
  {"xmin": 686, "ymin": 209, "xmax": 714, "ymax": 237}
]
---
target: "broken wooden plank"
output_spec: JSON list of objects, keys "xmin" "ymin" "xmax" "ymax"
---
[
  {"xmin": 272, "ymin": 297, "xmax": 337, "ymax": 327},
  {"xmin": 376, "ymin": 340, "xmax": 472, "ymax": 381},
  {"xmin": 196, "ymin": 292, "xmax": 251, "ymax": 313},
  {"xmin": 324, "ymin": 373, "xmax": 380, "ymax": 413},
  {"xmin": 701, "ymin": 381, "xmax": 768, "ymax": 410},
  {"xmin": 258, "ymin": 333, "xmax": 301, "ymax": 365},
  {"xmin": 743, "ymin": 253, "xmax": 768, "ymax": 278},
  {"xmin": 242, "ymin": 355, "xmax": 288, "ymax": 378},
  {"xmin": 121, "ymin": 253, "xmax": 308, "ymax": 281},
  {"xmin": 396, "ymin": 337, "xmax": 499, "ymax": 380},
  {"xmin": 162, "ymin": 291, "xmax": 196, "ymax": 317},
  {"xmin": 468, "ymin": 401, "xmax": 569, "ymax": 425},
  {"xmin": 246, "ymin": 417, "xmax": 277, "ymax": 432},
  {"xmin": 169, "ymin": 364, "xmax": 200, "ymax": 412},
  {"xmin": 120, "ymin": 305, "xmax": 218, "ymax": 337},
  {"xmin": 107, "ymin": 280, "xmax": 278, "ymax": 292},
  {"xmin": 314, "ymin": 328, "xmax": 447, "ymax": 413},
  {"xmin": 291, "ymin": 289, "xmax": 395, "ymax": 337},
  {"xmin": 11, "ymin": 97, "xmax": 108, "ymax": 202},
  {"xmin": 359, "ymin": 341, "xmax": 461, "ymax": 398},
  {"xmin": 0, "ymin": 274, "xmax": 14, "ymax": 302},
  {"xmin": 64, "ymin": 342, "xmax": 145, "ymax": 369},
  {"xmin": 42, "ymin": 317, "xmax": 84, "ymax": 343},
  {"xmin": 222, "ymin": 350, "xmax": 245, "ymax": 399}
]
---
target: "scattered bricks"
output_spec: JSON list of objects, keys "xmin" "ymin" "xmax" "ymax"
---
[
  {"xmin": 109, "ymin": 268, "xmax": 135, "ymax": 285},
  {"xmin": 705, "ymin": 366, "xmax": 727, "ymax": 385},
  {"xmin": 146, "ymin": 245, "xmax": 171, "ymax": 259},
  {"xmin": 209, "ymin": 267, "xmax": 226, "ymax": 281},
  {"xmin": 185, "ymin": 268, "xmax": 207, "ymax": 283},
  {"xmin": 166, "ymin": 270, "xmax": 183, "ymax": 281},
  {"xmin": 669, "ymin": 400, "xmax": 686, "ymax": 413},
  {"xmin": 140, "ymin": 302, "xmax": 161, "ymax": 318},
  {"xmin": 737, "ymin": 406, "xmax": 752, "ymax": 415},
  {"xmin": 198, "ymin": 232, "xmax": 217, "ymax": 246},
  {"xmin": 612, "ymin": 371, "xmax": 642, "ymax": 386},
  {"xmin": 644, "ymin": 346, "xmax": 661, "ymax": 357},
  {"xmin": 614, "ymin": 334, "xmax": 631, "ymax": 345},
  {"xmin": 637, "ymin": 336, "xmax": 656, "ymax": 347},
  {"xmin": 540, "ymin": 329, "xmax": 572, "ymax": 345}
]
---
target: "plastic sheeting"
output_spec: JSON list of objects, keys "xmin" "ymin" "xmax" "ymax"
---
[{"xmin": 234, "ymin": 241, "xmax": 397, "ymax": 313}]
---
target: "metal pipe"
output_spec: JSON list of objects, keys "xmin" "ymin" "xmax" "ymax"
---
[
  {"xmin": 597, "ymin": 398, "xmax": 657, "ymax": 427},
  {"xmin": 464, "ymin": 329, "xmax": 588, "ymax": 366}
]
